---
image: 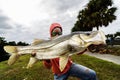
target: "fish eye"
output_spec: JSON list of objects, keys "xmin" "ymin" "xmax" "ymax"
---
[{"xmin": 86, "ymin": 33, "xmax": 90, "ymax": 35}]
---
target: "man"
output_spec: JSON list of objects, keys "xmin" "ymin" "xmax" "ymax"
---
[{"xmin": 43, "ymin": 23, "xmax": 98, "ymax": 80}]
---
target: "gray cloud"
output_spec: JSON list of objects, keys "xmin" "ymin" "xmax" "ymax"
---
[
  {"xmin": 0, "ymin": 11, "xmax": 13, "ymax": 30},
  {"xmin": 0, "ymin": 23, "xmax": 12, "ymax": 29},
  {"xmin": 39, "ymin": 0, "xmax": 88, "ymax": 15},
  {"xmin": 0, "ymin": 11, "xmax": 32, "ymax": 42},
  {"xmin": 0, "ymin": 15, "xmax": 8, "ymax": 22},
  {"xmin": 0, "ymin": 0, "xmax": 119, "ymax": 43}
]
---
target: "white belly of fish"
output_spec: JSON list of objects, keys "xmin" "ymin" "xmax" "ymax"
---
[
  {"xmin": 18, "ymin": 40, "xmax": 69, "ymax": 59},
  {"xmin": 33, "ymin": 40, "xmax": 69, "ymax": 59}
]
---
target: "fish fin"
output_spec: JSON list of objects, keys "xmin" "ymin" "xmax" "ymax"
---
[
  {"xmin": 4, "ymin": 46, "xmax": 20, "ymax": 65},
  {"xmin": 26, "ymin": 57, "xmax": 38, "ymax": 69},
  {"xmin": 59, "ymin": 54, "xmax": 69, "ymax": 72},
  {"xmin": 31, "ymin": 39, "xmax": 45, "ymax": 45},
  {"xmin": 8, "ymin": 54, "xmax": 20, "ymax": 65}
]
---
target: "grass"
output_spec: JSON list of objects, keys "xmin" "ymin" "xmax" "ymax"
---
[{"xmin": 0, "ymin": 54, "xmax": 120, "ymax": 80}]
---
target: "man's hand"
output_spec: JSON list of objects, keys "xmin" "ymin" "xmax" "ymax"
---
[{"xmin": 44, "ymin": 60, "xmax": 51, "ymax": 63}]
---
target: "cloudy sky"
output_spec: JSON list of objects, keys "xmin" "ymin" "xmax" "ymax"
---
[{"xmin": 0, "ymin": 0, "xmax": 120, "ymax": 43}]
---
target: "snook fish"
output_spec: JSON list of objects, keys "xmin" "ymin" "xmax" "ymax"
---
[{"xmin": 4, "ymin": 30, "xmax": 106, "ymax": 71}]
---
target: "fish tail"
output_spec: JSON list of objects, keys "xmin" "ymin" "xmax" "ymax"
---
[
  {"xmin": 4, "ymin": 46, "xmax": 20, "ymax": 65},
  {"xmin": 4, "ymin": 46, "xmax": 18, "ymax": 54}
]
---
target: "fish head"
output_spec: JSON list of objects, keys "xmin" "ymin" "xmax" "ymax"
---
[
  {"xmin": 68, "ymin": 31, "xmax": 106, "ymax": 54},
  {"xmin": 79, "ymin": 30, "xmax": 106, "ymax": 47}
]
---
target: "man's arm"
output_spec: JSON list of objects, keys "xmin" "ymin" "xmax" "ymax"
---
[{"xmin": 43, "ymin": 60, "xmax": 52, "ymax": 69}]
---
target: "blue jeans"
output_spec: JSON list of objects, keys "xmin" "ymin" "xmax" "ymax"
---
[{"xmin": 54, "ymin": 63, "xmax": 98, "ymax": 80}]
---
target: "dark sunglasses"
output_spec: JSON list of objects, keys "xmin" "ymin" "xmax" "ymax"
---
[{"xmin": 51, "ymin": 32, "xmax": 62, "ymax": 37}]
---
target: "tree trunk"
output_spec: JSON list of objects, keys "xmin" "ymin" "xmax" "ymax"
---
[{"xmin": 96, "ymin": 27, "xmax": 99, "ymax": 30}]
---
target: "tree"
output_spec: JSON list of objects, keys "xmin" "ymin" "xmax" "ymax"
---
[
  {"xmin": 72, "ymin": 0, "xmax": 117, "ymax": 32},
  {"xmin": 114, "ymin": 32, "xmax": 120, "ymax": 38},
  {"xmin": 0, "ymin": 37, "xmax": 10, "ymax": 62},
  {"xmin": 17, "ymin": 41, "xmax": 29, "ymax": 46},
  {"xmin": 0, "ymin": 37, "xmax": 7, "ymax": 45},
  {"xmin": 8, "ymin": 41, "xmax": 17, "ymax": 46}
]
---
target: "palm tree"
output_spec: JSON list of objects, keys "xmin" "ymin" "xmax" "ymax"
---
[{"xmin": 72, "ymin": 0, "xmax": 117, "ymax": 32}]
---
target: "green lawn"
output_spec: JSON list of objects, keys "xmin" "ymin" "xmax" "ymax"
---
[{"xmin": 0, "ymin": 54, "xmax": 120, "ymax": 80}]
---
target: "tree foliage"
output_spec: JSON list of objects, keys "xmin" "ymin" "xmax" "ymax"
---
[
  {"xmin": 106, "ymin": 32, "xmax": 120, "ymax": 39},
  {"xmin": 114, "ymin": 32, "xmax": 120, "ymax": 37},
  {"xmin": 0, "ymin": 37, "xmax": 7, "ymax": 45},
  {"xmin": 106, "ymin": 32, "xmax": 120, "ymax": 46},
  {"xmin": 17, "ymin": 41, "xmax": 29, "ymax": 46},
  {"xmin": 72, "ymin": 0, "xmax": 117, "ymax": 32}
]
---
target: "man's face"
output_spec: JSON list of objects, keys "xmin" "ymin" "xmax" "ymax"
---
[{"xmin": 51, "ymin": 27, "xmax": 62, "ymax": 39}]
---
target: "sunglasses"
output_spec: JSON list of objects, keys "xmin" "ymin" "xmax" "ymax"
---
[{"xmin": 51, "ymin": 31, "xmax": 62, "ymax": 37}]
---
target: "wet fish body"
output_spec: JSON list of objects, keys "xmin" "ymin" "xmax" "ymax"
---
[{"xmin": 4, "ymin": 31, "xmax": 106, "ymax": 71}]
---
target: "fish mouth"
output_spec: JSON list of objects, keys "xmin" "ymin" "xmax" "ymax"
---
[
  {"xmin": 60, "ymin": 52, "xmax": 69, "ymax": 56},
  {"xmin": 87, "ymin": 44, "xmax": 106, "ymax": 53}
]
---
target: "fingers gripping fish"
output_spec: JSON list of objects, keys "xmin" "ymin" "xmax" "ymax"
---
[{"xmin": 4, "ymin": 30, "xmax": 106, "ymax": 71}]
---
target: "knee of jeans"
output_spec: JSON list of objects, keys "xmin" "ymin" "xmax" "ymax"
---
[{"xmin": 89, "ymin": 70, "xmax": 96, "ymax": 78}]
